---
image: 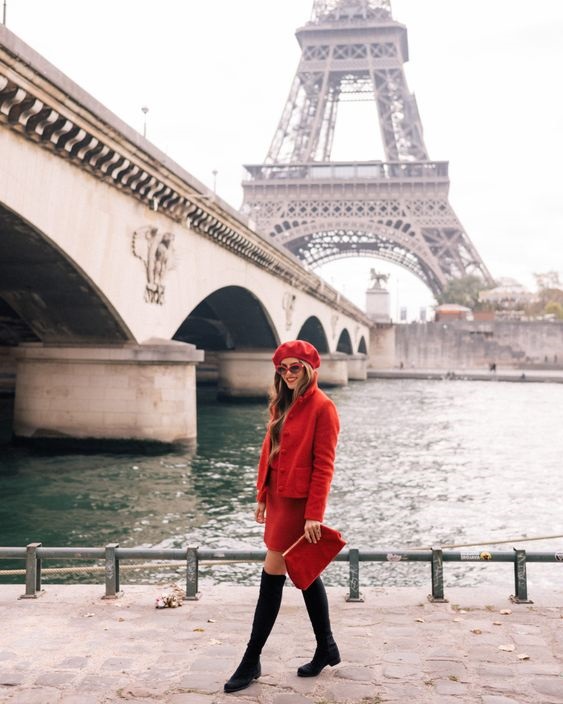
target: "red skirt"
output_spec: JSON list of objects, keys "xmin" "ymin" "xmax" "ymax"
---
[{"xmin": 263, "ymin": 464, "xmax": 307, "ymax": 553}]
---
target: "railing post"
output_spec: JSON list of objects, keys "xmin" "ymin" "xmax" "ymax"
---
[
  {"xmin": 20, "ymin": 542, "xmax": 43, "ymax": 599},
  {"xmin": 185, "ymin": 546, "xmax": 201, "ymax": 600},
  {"xmin": 345, "ymin": 548, "xmax": 364, "ymax": 602},
  {"xmin": 510, "ymin": 548, "xmax": 533, "ymax": 604},
  {"xmin": 102, "ymin": 543, "xmax": 121, "ymax": 599},
  {"xmin": 428, "ymin": 547, "xmax": 448, "ymax": 603}
]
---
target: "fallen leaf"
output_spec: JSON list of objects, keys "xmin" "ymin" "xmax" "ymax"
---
[
  {"xmin": 207, "ymin": 618, "xmax": 216, "ymax": 623},
  {"xmin": 84, "ymin": 613, "xmax": 95, "ymax": 618},
  {"xmin": 492, "ymin": 621, "xmax": 502, "ymax": 626},
  {"xmin": 415, "ymin": 618, "xmax": 425, "ymax": 623},
  {"xmin": 118, "ymin": 617, "xmax": 125, "ymax": 622},
  {"xmin": 209, "ymin": 638, "xmax": 222, "ymax": 645},
  {"xmin": 453, "ymin": 617, "xmax": 463, "ymax": 622},
  {"xmin": 499, "ymin": 609, "xmax": 512, "ymax": 615},
  {"xmin": 498, "ymin": 644, "xmax": 515, "ymax": 652},
  {"xmin": 193, "ymin": 627, "xmax": 205, "ymax": 632},
  {"xmin": 459, "ymin": 609, "xmax": 468, "ymax": 614},
  {"xmin": 471, "ymin": 628, "xmax": 482, "ymax": 635},
  {"xmin": 517, "ymin": 653, "xmax": 530, "ymax": 660}
]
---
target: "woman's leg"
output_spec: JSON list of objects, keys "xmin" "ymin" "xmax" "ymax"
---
[
  {"xmin": 224, "ymin": 551, "xmax": 286, "ymax": 693},
  {"xmin": 298, "ymin": 576, "xmax": 341, "ymax": 677},
  {"xmin": 264, "ymin": 549, "xmax": 286, "ymax": 575}
]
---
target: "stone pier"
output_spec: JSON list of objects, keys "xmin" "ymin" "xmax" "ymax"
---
[
  {"xmin": 216, "ymin": 350, "xmax": 273, "ymax": 400},
  {"xmin": 318, "ymin": 353, "xmax": 349, "ymax": 387},
  {"xmin": 216, "ymin": 350, "xmax": 351, "ymax": 400},
  {"xmin": 12, "ymin": 340, "xmax": 203, "ymax": 444},
  {"xmin": 369, "ymin": 323, "xmax": 395, "ymax": 369},
  {"xmin": 346, "ymin": 353, "xmax": 368, "ymax": 381}
]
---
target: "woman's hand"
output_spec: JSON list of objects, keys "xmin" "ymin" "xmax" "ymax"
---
[
  {"xmin": 304, "ymin": 519, "xmax": 322, "ymax": 544},
  {"xmin": 255, "ymin": 502, "xmax": 266, "ymax": 524}
]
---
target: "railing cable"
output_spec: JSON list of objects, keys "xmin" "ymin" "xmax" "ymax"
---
[
  {"xmin": 413, "ymin": 533, "xmax": 563, "ymax": 550},
  {"xmin": 0, "ymin": 558, "xmax": 243, "ymax": 577}
]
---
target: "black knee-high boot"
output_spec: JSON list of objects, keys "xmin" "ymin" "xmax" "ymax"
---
[
  {"xmin": 224, "ymin": 570, "xmax": 286, "ymax": 693},
  {"xmin": 298, "ymin": 576, "xmax": 341, "ymax": 677}
]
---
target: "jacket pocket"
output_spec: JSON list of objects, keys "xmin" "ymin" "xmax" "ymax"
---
[{"xmin": 294, "ymin": 466, "xmax": 312, "ymax": 494}]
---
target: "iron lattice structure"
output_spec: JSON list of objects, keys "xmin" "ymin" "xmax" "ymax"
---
[{"xmin": 242, "ymin": 0, "xmax": 494, "ymax": 295}]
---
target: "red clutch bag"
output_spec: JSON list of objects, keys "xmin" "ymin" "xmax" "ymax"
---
[{"xmin": 282, "ymin": 525, "xmax": 347, "ymax": 590}]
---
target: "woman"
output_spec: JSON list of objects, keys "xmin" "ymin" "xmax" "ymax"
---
[{"xmin": 224, "ymin": 339, "xmax": 341, "ymax": 694}]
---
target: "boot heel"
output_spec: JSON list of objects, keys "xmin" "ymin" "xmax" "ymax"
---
[{"xmin": 328, "ymin": 654, "xmax": 341, "ymax": 667}]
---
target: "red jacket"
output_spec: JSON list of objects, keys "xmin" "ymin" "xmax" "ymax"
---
[{"xmin": 256, "ymin": 378, "xmax": 340, "ymax": 522}]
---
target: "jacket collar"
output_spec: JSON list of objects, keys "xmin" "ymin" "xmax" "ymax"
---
[{"xmin": 297, "ymin": 374, "xmax": 319, "ymax": 402}]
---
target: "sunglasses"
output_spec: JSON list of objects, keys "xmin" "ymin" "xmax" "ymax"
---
[{"xmin": 276, "ymin": 361, "xmax": 305, "ymax": 376}]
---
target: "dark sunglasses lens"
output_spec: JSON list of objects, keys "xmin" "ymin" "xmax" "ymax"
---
[{"xmin": 276, "ymin": 364, "xmax": 303, "ymax": 375}]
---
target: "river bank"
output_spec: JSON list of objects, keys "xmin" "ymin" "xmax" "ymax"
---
[
  {"xmin": 368, "ymin": 368, "xmax": 563, "ymax": 383},
  {"xmin": 0, "ymin": 583, "xmax": 561, "ymax": 704}
]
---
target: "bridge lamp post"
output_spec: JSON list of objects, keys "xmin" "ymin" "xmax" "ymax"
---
[
  {"xmin": 2, "ymin": 0, "xmax": 7, "ymax": 26},
  {"xmin": 141, "ymin": 106, "xmax": 149, "ymax": 138}
]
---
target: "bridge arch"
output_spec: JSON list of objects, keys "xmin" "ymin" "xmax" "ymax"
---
[
  {"xmin": 0, "ymin": 203, "xmax": 132, "ymax": 344},
  {"xmin": 273, "ymin": 221, "xmax": 446, "ymax": 296},
  {"xmin": 173, "ymin": 285, "xmax": 279, "ymax": 350},
  {"xmin": 358, "ymin": 335, "xmax": 368, "ymax": 355},
  {"xmin": 296, "ymin": 316, "xmax": 329, "ymax": 354},
  {"xmin": 336, "ymin": 328, "xmax": 353, "ymax": 354}
]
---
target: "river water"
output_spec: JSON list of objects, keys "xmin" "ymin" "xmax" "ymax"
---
[{"xmin": 1, "ymin": 379, "xmax": 562, "ymax": 593}]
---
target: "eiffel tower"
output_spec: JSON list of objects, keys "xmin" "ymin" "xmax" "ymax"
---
[{"xmin": 242, "ymin": 0, "xmax": 494, "ymax": 296}]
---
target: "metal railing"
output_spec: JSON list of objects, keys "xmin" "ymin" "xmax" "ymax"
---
[
  {"xmin": 2, "ymin": 543, "xmax": 562, "ymax": 604},
  {"xmin": 243, "ymin": 160, "xmax": 449, "ymax": 182}
]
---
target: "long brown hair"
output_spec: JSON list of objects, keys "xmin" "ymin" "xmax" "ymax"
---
[{"xmin": 268, "ymin": 362, "xmax": 314, "ymax": 462}]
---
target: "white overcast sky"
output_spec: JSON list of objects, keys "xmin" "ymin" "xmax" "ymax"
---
[{"xmin": 5, "ymin": 0, "xmax": 563, "ymax": 317}]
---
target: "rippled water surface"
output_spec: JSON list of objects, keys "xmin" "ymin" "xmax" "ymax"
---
[{"xmin": 1, "ymin": 380, "xmax": 562, "ymax": 591}]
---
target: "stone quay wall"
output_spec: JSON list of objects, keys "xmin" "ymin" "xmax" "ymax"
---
[{"xmin": 393, "ymin": 321, "xmax": 563, "ymax": 370}]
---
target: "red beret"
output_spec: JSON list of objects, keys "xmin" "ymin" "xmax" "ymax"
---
[{"xmin": 272, "ymin": 340, "xmax": 321, "ymax": 369}]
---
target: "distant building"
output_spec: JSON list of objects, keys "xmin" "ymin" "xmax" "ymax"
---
[
  {"xmin": 472, "ymin": 309, "xmax": 496, "ymax": 321},
  {"xmin": 479, "ymin": 278, "xmax": 535, "ymax": 308},
  {"xmin": 434, "ymin": 304, "xmax": 473, "ymax": 322}
]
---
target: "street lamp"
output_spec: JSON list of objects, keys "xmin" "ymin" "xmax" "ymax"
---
[
  {"xmin": 2, "ymin": 0, "xmax": 7, "ymax": 26},
  {"xmin": 212, "ymin": 169, "xmax": 218, "ymax": 194},
  {"xmin": 141, "ymin": 106, "xmax": 149, "ymax": 138}
]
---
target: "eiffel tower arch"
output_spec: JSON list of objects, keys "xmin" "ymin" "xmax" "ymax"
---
[{"xmin": 242, "ymin": 0, "xmax": 494, "ymax": 297}]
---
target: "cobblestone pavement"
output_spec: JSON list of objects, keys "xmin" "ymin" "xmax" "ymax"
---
[{"xmin": 0, "ymin": 584, "xmax": 562, "ymax": 704}]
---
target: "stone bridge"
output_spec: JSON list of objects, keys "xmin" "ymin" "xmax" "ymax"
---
[{"xmin": 0, "ymin": 26, "xmax": 371, "ymax": 445}]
